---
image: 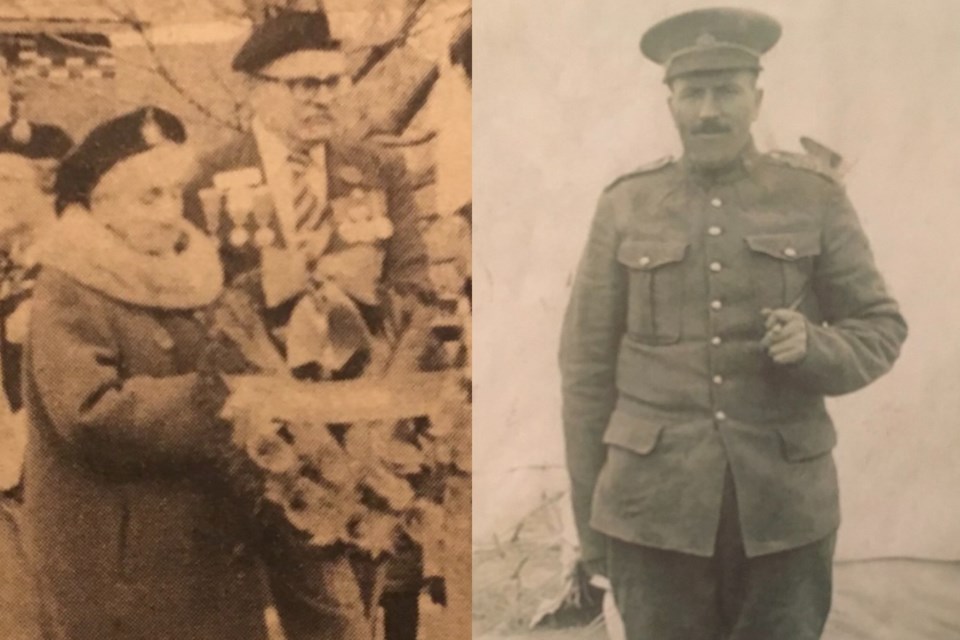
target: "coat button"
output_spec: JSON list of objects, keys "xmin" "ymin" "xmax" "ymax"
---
[
  {"xmin": 713, "ymin": 374, "xmax": 724, "ymax": 385},
  {"xmin": 708, "ymin": 226, "xmax": 723, "ymax": 236},
  {"xmin": 638, "ymin": 256, "xmax": 651, "ymax": 267},
  {"xmin": 715, "ymin": 410, "xmax": 727, "ymax": 421},
  {"xmin": 709, "ymin": 261, "xmax": 723, "ymax": 273},
  {"xmin": 711, "ymin": 336, "xmax": 723, "ymax": 346},
  {"xmin": 154, "ymin": 329, "xmax": 174, "ymax": 351},
  {"xmin": 710, "ymin": 300, "xmax": 723, "ymax": 311},
  {"xmin": 783, "ymin": 247, "xmax": 798, "ymax": 258},
  {"xmin": 710, "ymin": 198, "xmax": 723, "ymax": 208}
]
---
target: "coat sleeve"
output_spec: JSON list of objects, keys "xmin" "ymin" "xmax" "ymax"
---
[
  {"xmin": 28, "ymin": 275, "xmax": 226, "ymax": 472},
  {"xmin": 787, "ymin": 187, "xmax": 908, "ymax": 395},
  {"xmin": 379, "ymin": 151, "xmax": 430, "ymax": 296},
  {"xmin": 558, "ymin": 193, "xmax": 627, "ymax": 575}
]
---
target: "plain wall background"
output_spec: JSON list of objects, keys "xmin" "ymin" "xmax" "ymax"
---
[{"xmin": 473, "ymin": 0, "xmax": 960, "ymax": 560}]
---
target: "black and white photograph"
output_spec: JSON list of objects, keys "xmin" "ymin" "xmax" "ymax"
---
[
  {"xmin": 474, "ymin": 2, "xmax": 960, "ymax": 639},
  {"xmin": 0, "ymin": 1, "xmax": 471, "ymax": 639}
]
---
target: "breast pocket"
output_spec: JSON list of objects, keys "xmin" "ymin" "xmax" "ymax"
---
[
  {"xmin": 617, "ymin": 238, "xmax": 688, "ymax": 345},
  {"xmin": 745, "ymin": 231, "xmax": 821, "ymax": 309}
]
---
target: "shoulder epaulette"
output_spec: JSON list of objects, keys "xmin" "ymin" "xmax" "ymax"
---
[
  {"xmin": 604, "ymin": 155, "xmax": 674, "ymax": 192},
  {"xmin": 767, "ymin": 137, "xmax": 846, "ymax": 184}
]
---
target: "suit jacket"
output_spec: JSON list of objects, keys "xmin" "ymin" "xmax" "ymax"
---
[
  {"xmin": 559, "ymin": 144, "xmax": 907, "ymax": 572},
  {"xmin": 183, "ymin": 130, "xmax": 429, "ymax": 295},
  {"xmin": 21, "ymin": 269, "xmax": 269, "ymax": 640}
]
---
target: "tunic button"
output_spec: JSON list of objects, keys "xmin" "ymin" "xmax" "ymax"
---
[
  {"xmin": 709, "ymin": 261, "xmax": 723, "ymax": 273},
  {"xmin": 711, "ymin": 336, "xmax": 722, "ymax": 346},
  {"xmin": 708, "ymin": 226, "xmax": 723, "ymax": 236},
  {"xmin": 638, "ymin": 256, "xmax": 651, "ymax": 267},
  {"xmin": 710, "ymin": 198, "xmax": 723, "ymax": 208},
  {"xmin": 783, "ymin": 247, "xmax": 798, "ymax": 258},
  {"xmin": 713, "ymin": 374, "xmax": 724, "ymax": 385},
  {"xmin": 715, "ymin": 410, "xmax": 727, "ymax": 421},
  {"xmin": 710, "ymin": 300, "xmax": 723, "ymax": 311}
]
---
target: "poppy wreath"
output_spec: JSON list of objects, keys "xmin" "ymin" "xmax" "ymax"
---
[{"xmin": 196, "ymin": 269, "xmax": 471, "ymax": 615}]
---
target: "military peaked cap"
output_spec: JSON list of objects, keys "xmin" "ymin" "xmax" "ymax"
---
[{"xmin": 641, "ymin": 7, "xmax": 781, "ymax": 81}]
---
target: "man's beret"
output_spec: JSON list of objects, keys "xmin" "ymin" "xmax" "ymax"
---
[
  {"xmin": 54, "ymin": 106, "xmax": 186, "ymax": 214},
  {"xmin": 232, "ymin": 10, "xmax": 341, "ymax": 75},
  {"xmin": 0, "ymin": 120, "xmax": 72, "ymax": 160},
  {"xmin": 641, "ymin": 8, "xmax": 781, "ymax": 82}
]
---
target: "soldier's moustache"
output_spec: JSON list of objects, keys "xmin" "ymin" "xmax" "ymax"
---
[{"xmin": 694, "ymin": 120, "xmax": 731, "ymax": 135}]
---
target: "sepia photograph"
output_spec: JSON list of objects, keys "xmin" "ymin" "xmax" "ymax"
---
[
  {"xmin": 0, "ymin": 1, "xmax": 471, "ymax": 639},
  {"xmin": 474, "ymin": 1, "xmax": 960, "ymax": 639}
]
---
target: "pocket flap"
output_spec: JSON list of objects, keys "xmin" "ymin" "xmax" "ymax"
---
[
  {"xmin": 776, "ymin": 419, "xmax": 837, "ymax": 462},
  {"xmin": 602, "ymin": 409, "xmax": 664, "ymax": 455},
  {"xmin": 746, "ymin": 231, "xmax": 821, "ymax": 261},
  {"xmin": 617, "ymin": 238, "xmax": 688, "ymax": 270}
]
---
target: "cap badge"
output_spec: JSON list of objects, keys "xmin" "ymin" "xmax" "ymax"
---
[
  {"xmin": 10, "ymin": 118, "xmax": 32, "ymax": 145},
  {"xmin": 696, "ymin": 32, "xmax": 718, "ymax": 48},
  {"xmin": 141, "ymin": 108, "xmax": 164, "ymax": 147}
]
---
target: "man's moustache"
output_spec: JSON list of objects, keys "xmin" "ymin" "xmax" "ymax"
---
[
  {"xmin": 306, "ymin": 107, "xmax": 333, "ymax": 120},
  {"xmin": 693, "ymin": 122, "xmax": 732, "ymax": 135}
]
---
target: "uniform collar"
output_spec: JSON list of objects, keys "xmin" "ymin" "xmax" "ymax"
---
[{"xmin": 682, "ymin": 140, "xmax": 760, "ymax": 187}]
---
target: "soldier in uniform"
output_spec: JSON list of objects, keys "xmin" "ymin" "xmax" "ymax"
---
[
  {"xmin": 183, "ymin": 10, "xmax": 430, "ymax": 640},
  {"xmin": 559, "ymin": 8, "xmax": 907, "ymax": 639}
]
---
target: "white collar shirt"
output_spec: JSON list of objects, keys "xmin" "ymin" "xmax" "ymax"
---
[{"xmin": 251, "ymin": 118, "xmax": 329, "ymax": 243}]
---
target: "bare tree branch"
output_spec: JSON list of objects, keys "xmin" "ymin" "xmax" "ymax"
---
[
  {"xmin": 353, "ymin": 0, "xmax": 468, "ymax": 54},
  {"xmin": 205, "ymin": 0, "xmax": 251, "ymax": 21},
  {"xmin": 202, "ymin": 53, "xmax": 247, "ymax": 119},
  {"xmin": 96, "ymin": 0, "xmax": 245, "ymax": 132}
]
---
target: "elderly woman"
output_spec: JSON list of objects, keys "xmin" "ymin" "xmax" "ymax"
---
[{"xmin": 20, "ymin": 107, "xmax": 270, "ymax": 640}]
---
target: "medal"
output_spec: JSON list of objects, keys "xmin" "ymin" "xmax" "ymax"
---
[
  {"xmin": 371, "ymin": 216, "xmax": 394, "ymax": 240},
  {"xmin": 229, "ymin": 228, "xmax": 249, "ymax": 247},
  {"xmin": 255, "ymin": 227, "xmax": 276, "ymax": 247}
]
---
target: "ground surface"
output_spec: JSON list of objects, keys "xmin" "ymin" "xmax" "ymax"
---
[{"xmin": 473, "ymin": 505, "xmax": 960, "ymax": 640}]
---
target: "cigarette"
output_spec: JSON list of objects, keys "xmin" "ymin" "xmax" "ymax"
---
[{"xmin": 787, "ymin": 283, "xmax": 810, "ymax": 311}]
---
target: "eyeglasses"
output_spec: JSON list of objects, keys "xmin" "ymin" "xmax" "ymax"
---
[{"xmin": 255, "ymin": 73, "xmax": 344, "ymax": 99}]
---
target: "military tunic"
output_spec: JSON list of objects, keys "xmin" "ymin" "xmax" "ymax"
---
[{"xmin": 559, "ymin": 145, "xmax": 907, "ymax": 571}]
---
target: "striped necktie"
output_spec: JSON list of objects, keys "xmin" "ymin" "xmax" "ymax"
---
[{"xmin": 288, "ymin": 149, "xmax": 323, "ymax": 233}]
